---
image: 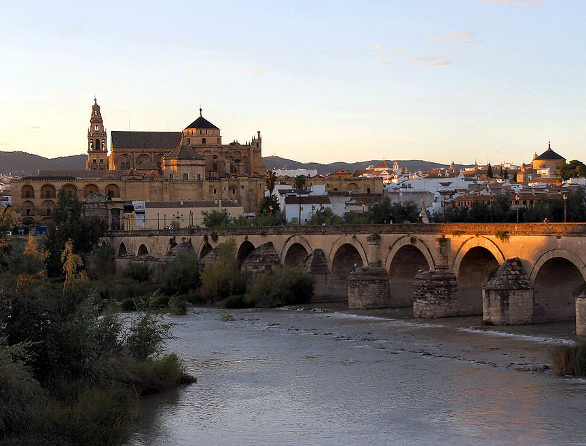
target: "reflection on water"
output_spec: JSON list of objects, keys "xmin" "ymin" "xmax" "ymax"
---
[{"xmin": 124, "ymin": 308, "xmax": 586, "ymax": 446}]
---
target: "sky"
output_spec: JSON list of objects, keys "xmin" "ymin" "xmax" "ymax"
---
[{"xmin": 1, "ymin": 0, "xmax": 586, "ymax": 165}]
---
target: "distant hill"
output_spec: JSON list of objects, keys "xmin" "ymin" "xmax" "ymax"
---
[
  {"xmin": 0, "ymin": 151, "xmax": 468, "ymax": 177},
  {"xmin": 0, "ymin": 151, "xmax": 86, "ymax": 175},
  {"xmin": 263, "ymin": 156, "xmax": 468, "ymax": 175}
]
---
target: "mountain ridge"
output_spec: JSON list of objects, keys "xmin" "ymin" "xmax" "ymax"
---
[{"xmin": 0, "ymin": 151, "xmax": 467, "ymax": 176}]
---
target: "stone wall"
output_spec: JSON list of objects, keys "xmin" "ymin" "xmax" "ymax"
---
[
  {"xmin": 413, "ymin": 270, "xmax": 458, "ymax": 318},
  {"xmin": 348, "ymin": 267, "xmax": 391, "ymax": 309},
  {"xmin": 576, "ymin": 295, "xmax": 586, "ymax": 336}
]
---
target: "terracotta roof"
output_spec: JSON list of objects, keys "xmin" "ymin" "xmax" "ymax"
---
[
  {"xmin": 111, "ymin": 131, "xmax": 181, "ymax": 149},
  {"xmin": 144, "ymin": 170, "xmax": 162, "ymax": 179},
  {"xmin": 144, "ymin": 200, "xmax": 240, "ymax": 208},
  {"xmin": 284, "ymin": 196, "xmax": 331, "ymax": 205},
  {"xmin": 136, "ymin": 159, "xmax": 158, "ymax": 170},
  {"xmin": 165, "ymin": 145, "xmax": 204, "ymax": 160}
]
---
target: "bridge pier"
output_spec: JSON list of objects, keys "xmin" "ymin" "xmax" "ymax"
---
[
  {"xmin": 576, "ymin": 293, "xmax": 586, "ymax": 336},
  {"xmin": 413, "ymin": 269, "xmax": 458, "ymax": 318},
  {"xmin": 482, "ymin": 258, "xmax": 533, "ymax": 325}
]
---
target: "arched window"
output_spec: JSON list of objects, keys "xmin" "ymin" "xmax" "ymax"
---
[
  {"xmin": 185, "ymin": 137, "xmax": 190, "ymax": 145},
  {"xmin": 202, "ymin": 137, "xmax": 206, "ymax": 144},
  {"xmin": 183, "ymin": 173, "xmax": 189, "ymax": 180},
  {"xmin": 95, "ymin": 139, "xmax": 100, "ymax": 150}
]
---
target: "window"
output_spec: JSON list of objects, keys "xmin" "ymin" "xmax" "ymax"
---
[
  {"xmin": 95, "ymin": 125, "xmax": 98, "ymax": 131},
  {"xmin": 170, "ymin": 174, "xmax": 173, "ymax": 180},
  {"xmin": 93, "ymin": 159, "xmax": 96, "ymax": 163},
  {"xmin": 25, "ymin": 190, "xmax": 31, "ymax": 198},
  {"xmin": 213, "ymin": 163, "xmax": 217, "ymax": 171},
  {"xmin": 183, "ymin": 173, "xmax": 188, "ymax": 180},
  {"xmin": 202, "ymin": 138, "xmax": 206, "ymax": 144},
  {"xmin": 94, "ymin": 110, "xmax": 97, "ymax": 116},
  {"xmin": 100, "ymin": 159, "xmax": 104, "ymax": 163}
]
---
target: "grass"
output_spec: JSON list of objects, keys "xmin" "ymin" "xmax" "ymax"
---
[{"xmin": 551, "ymin": 341, "xmax": 586, "ymax": 376}]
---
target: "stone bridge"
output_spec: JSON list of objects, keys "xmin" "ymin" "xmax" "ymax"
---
[{"xmin": 107, "ymin": 223, "xmax": 586, "ymax": 331}]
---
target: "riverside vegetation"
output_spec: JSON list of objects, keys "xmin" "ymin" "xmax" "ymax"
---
[
  {"xmin": 0, "ymin": 199, "xmax": 194, "ymax": 446},
  {"xmin": 0, "ymin": 192, "xmax": 315, "ymax": 445}
]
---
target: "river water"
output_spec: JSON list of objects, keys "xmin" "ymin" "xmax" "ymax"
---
[{"xmin": 124, "ymin": 306, "xmax": 586, "ymax": 446}]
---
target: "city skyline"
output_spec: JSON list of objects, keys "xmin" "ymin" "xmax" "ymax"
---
[{"xmin": 1, "ymin": 0, "xmax": 585, "ymax": 165}]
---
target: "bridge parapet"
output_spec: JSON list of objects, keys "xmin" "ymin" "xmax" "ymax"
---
[{"xmin": 108, "ymin": 222, "xmax": 586, "ymax": 238}]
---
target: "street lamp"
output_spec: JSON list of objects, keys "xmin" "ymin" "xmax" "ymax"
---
[
  {"xmin": 515, "ymin": 194, "xmax": 520, "ymax": 223},
  {"xmin": 362, "ymin": 203, "xmax": 365, "ymax": 213},
  {"xmin": 563, "ymin": 193, "xmax": 567, "ymax": 223}
]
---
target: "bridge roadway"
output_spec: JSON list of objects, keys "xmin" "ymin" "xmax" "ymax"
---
[{"xmin": 108, "ymin": 223, "xmax": 586, "ymax": 328}]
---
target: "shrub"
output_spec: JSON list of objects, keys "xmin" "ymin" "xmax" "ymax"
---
[
  {"xmin": 168, "ymin": 294, "xmax": 187, "ymax": 315},
  {"xmin": 90, "ymin": 243, "xmax": 116, "ymax": 279},
  {"xmin": 200, "ymin": 238, "xmax": 244, "ymax": 302},
  {"xmin": 551, "ymin": 341, "xmax": 586, "ymax": 376},
  {"xmin": 246, "ymin": 266, "xmax": 314, "ymax": 307},
  {"xmin": 224, "ymin": 294, "xmax": 253, "ymax": 309},
  {"xmin": 122, "ymin": 262, "xmax": 152, "ymax": 283},
  {"xmin": 124, "ymin": 312, "xmax": 174, "ymax": 361},
  {"xmin": 161, "ymin": 252, "xmax": 200, "ymax": 295}
]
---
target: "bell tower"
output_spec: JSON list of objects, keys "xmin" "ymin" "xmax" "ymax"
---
[{"xmin": 86, "ymin": 97, "xmax": 108, "ymax": 170}]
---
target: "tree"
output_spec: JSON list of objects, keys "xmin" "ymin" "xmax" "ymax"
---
[
  {"xmin": 557, "ymin": 160, "xmax": 586, "ymax": 181},
  {"xmin": 293, "ymin": 175, "xmax": 306, "ymax": 192},
  {"xmin": 202, "ymin": 209, "xmax": 230, "ymax": 228},
  {"xmin": 293, "ymin": 175, "xmax": 306, "ymax": 225},
  {"xmin": 264, "ymin": 169, "xmax": 277, "ymax": 197},
  {"xmin": 490, "ymin": 193, "xmax": 512, "ymax": 222},
  {"xmin": 0, "ymin": 207, "xmax": 17, "ymax": 235},
  {"xmin": 200, "ymin": 238, "xmax": 244, "ymax": 301},
  {"xmin": 487, "ymin": 163, "xmax": 493, "ymax": 178},
  {"xmin": 306, "ymin": 207, "xmax": 343, "ymax": 225},
  {"xmin": 46, "ymin": 188, "xmax": 107, "ymax": 276},
  {"xmin": 366, "ymin": 198, "xmax": 419, "ymax": 224}
]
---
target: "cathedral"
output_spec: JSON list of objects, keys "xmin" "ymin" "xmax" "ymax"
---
[{"xmin": 13, "ymin": 99, "xmax": 267, "ymax": 227}]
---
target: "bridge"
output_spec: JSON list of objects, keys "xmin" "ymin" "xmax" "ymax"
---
[{"xmin": 107, "ymin": 223, "xmax": 586, "ymax": 333}]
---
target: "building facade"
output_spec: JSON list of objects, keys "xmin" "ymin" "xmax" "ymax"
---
[{"xmin": 13, "ymin": 100, "xmax": 266, "ymax": 227}]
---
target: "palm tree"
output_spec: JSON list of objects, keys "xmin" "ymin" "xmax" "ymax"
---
[
  {"xmin": 293, "ymin": 175, "xmax": 306, "ymax": 225},
  {"xmin": 293, "ymin": 174, "xmax": 306, "ymax": 193},
  {"xmin": 264, "ymin": 169, "xmax": 277, "ymax": 197}
]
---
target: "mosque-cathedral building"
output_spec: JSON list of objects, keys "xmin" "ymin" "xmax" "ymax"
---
[
  {"xmin": 13, "ymin": 99, "xmax": 267, "ymax": 228},
  {"xmin": 13, "ymin": 99, "xmax": 383, "ymax": 228}
]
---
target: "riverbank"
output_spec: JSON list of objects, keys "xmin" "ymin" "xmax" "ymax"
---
[{"xmin": 125, "ymin": 306, "xmax": 585, "ymax": 446}]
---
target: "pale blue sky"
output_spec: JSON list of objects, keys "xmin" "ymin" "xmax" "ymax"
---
[{"xmin": 1, "ymin": 0, "xmax": 585, "ymax": 165}]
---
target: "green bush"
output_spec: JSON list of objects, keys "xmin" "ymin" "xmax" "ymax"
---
[
  {"xmin": 200, "ymin": 238, "xmax": 245, "ymax": 302},
  {"xmin": 148, "ymin": 292, "xmax": 170, "ymax": 310},
  {"xmin": 551, "ymin": 341, "xmax": 586, "ymax": 376},
  {"xmin": 168, "ymin": 295, "xmax": 187, "ymax": 315},
  {"xmin": 224, "ymin": 294, "xmax": 253, "ymax": 309},
  {"xmin": 246, "ymin": 266, "xmax": 314, "ymax": 307},
  {"xmin": 90, "ymin": 243, "xmax": 115, "ymax": 279},
  {"xmin": 124, "ymin": 312, "xmax": 174, "ymax": 361},
  {"xmin": 122, "ymin": 262, "xmax": 152, "ymax": 283},
  {"xmin": 161, "ymin": 252, "xmax": 200, "ymax": 295}
]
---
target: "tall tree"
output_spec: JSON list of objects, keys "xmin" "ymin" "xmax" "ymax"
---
[
  {"xmin": 264, "ymin": 169, "xmax": 278, "ymax": 197},
  {"xmin": 487, "ymin": 163, "xmax": 493, "ymax": 178},
  {"xmin": 46, "ymin": 188, "xmax": 107, "ymax": 276}
]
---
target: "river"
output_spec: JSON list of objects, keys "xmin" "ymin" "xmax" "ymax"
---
[{"xmin": 124, "ymin": 306, "xmax": 586, "ymax": 446}]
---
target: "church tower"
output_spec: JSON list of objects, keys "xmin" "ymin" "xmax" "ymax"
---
[{"xmin": 86, "ymin": 98, "xmax": 108, "ymax": 170}]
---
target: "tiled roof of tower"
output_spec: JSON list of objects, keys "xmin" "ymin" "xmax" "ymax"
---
[
  {"xmin": 111, "ymin": 131, "xmax": 181, "ymax": 149},
  {"xmin": 184, "ymin": 116, "xmax": 219, "ymax": 130},
  {"xmin": 534, "ymin": 144, "xmax": 565, "ymax": 161},
  {"xmin": 185, "ymin": 108, "xmax": 220, "ymax": 130},
  {"xmin": 165, "ymin": 145, "xmax": 204, "ymax": 160}
]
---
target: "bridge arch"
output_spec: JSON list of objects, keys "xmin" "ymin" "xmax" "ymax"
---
[
  {"xmin": 237, "ymin": 240, "xmax": 256, "ymax": 267},
  {"xmin": 530, "ymin": 249, "xmax": 586, "ymax": 323},
  {"xmin": 455, "ymin": 240, "xmax": 502, "ymax": 315},
  {"xmin": 199, "ymin": 241, "xmax": 213, "ymax": 260},
  {"xmin": 137, "ymin": 244, "xmax": 149, "ymax": 257},
  {"xmin": 386, "ymin": 237, "xmax": 434, "ymax": 307},
  {"xmin": 452, "ymin": 236, "xmax": 505, "ymax": 275},
  {"xmin": 330, "ymin": 241, "xmax": 367, "ymax": 300},
  {"xmin": 328, "ymin": 235, "xmax": 368, "ymax": 271},
  {"xmin": 385, "ymin": 236, "xmax": 435, "ymax": 271},
  {"xmin": 280, "ymin": 235, "xmax": 312, "ymax": 266}
]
